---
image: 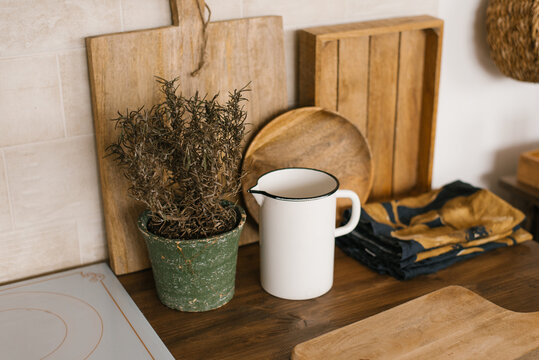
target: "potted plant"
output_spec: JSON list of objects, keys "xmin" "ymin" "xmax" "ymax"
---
[{"xmin": 108, "ymin": 77, "xmax": 248, "ymax": 312}]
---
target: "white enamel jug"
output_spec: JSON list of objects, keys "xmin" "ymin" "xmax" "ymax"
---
[{"xmin": 248, "ymin": 168, "xmax": 361, "ymax": 300}]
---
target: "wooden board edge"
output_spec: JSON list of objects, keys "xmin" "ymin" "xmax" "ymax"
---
[
  {"xmin": 85, "ymin": 37, "xmax": 122, "ymax": 274},
  {"xmin": 316, "ymin": 39, "xmax": 339, "ymax": 111},
  {"xmin": 298, "ymin": 30, "xmax": 317, "ymax": 106},
  {"xmin": 86, "ymin": 37, "xmax": 152, "ymax": 276},
  {"xmin": 302, "ymin": 15, "xmax": 443, "ymax": 40},
  {"xmin": 417, "ymin": 22, "xmax": 443, "ymax": 193},
  {"xmin": 367, "ymin": 32, "xmax": 400, "ymax": 200},
  {"xmin": 242, "ymin": 106, "xmax": 326, "ymax": 159}
]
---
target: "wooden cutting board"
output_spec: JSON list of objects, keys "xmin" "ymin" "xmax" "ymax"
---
[
  {"xmin": 241, "ymin": 107, "xmax": 373, "ymax": 224},
  {"xmin": 299, "ymin": 16, "xmax": 443, "ymax": 202},
  {"xmin": 86, "ymin": 0, "xmax": 287, "ymax": 275},
  {"xmin": 292, "ymin": 286, "xmax": 539, "ymax": 360}
]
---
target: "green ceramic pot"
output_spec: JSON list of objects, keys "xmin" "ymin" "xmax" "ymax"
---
[{"xmin": 137, "ymin": 203, "xmax": 246, "ymax": 312}]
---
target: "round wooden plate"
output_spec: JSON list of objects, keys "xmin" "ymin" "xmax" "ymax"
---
[{"xmin": 242, "ymin": 107, "xmax": 373, "ymax": 224}]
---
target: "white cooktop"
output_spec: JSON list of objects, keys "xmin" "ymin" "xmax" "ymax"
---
[{"xmin": 0, "ymin": 263, "xmax": 174, "ymax": 359}]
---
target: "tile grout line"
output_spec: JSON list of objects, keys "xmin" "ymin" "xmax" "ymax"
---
[
  {"xmin": 0, "ymin": 47, "xmax": 86, "ymax": 61},
  {"xmin": 0, "ymin": 214, "xmax": 101, "ymax": 240},
  {"xmin": 336, "ymin": 39, "xmax": 340, "ymax": 112},
  {"xmin": 76, "ymin": 218, "xmax": 83, "ymax": 265},
  {"xmin": 1, "ymin": 150, "xmax": 16, "ymax": 232},
  {"xmin": 55, "ymin": 54, "xmax": 68, "ymax": 138},
  {"xmin": 0, "ymin": 133, "xmax": 94, "ymax": 151}
]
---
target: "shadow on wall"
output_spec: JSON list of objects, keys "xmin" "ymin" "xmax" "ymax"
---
[
  {"xmin": 473, "ymin": 0, "xmax": 505, "ymax": 78},
  {"xmin": 481, "ymin": 140, "xmax": 539, "ymax": 197}
]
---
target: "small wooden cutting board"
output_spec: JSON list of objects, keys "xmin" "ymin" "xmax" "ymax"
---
[{"xmin": 292, "ymin": 286, "xmax": 539, "ymax": 360}]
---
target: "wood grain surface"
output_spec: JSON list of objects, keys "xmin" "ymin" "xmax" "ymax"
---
[
  {"xmin": 499, "ymin": 175, "xmax": 539, "ymax": 239},
  {"xmin": 86, "ymin": 0, "xmax": 287, "ymax": 275},
  {"xmin": 368, "ymin": 32, "xmax": 399, "ymax": 198},
  {"xmin": 119, "ymin": 240, "xmax": 539, "ymax": 360},
  {"xmin": 292, "ymin": 286, "xmax": 539, "ymax": 359},
  {"xmin": 299, "ymin": 15, "xmax": 443, "ymax": 201},
  {"xmin": 518, "ymin": 149, "xmax": 539, "ymax": 190},
  {"xmin": 241, "ymin": 107, "xmax": 373, "ymax": 224},
  {"xmin": 338, "ymin": 36, "xmax": 369, "ymax": 134}
]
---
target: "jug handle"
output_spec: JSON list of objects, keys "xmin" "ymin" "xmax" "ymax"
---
[{"xmin": 334, "ymin": 190, "xmax": 361, "ymax": 238}]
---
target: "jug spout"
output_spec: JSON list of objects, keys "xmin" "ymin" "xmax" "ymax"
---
[{"xmin": 248, "ymin": 185, "xmax": 265, "ymax": 206}]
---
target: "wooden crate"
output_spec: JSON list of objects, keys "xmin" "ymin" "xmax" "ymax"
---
[
  {"xmin": 517, "ymin": 149, "xmax": 539, "ymax": 190},
  {"xmin": 299, "ymin": 16, "xmax": 443, "ymax": 201}
]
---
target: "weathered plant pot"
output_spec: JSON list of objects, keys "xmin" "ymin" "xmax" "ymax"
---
[{"xmin": 137, "ymin": 204, "xmax": 246, "ymax": 312}]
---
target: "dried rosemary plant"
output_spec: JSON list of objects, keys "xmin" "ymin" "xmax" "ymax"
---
[{"xmin": 107, "ymin": 77, "xmax": 248, "ymax": 239}]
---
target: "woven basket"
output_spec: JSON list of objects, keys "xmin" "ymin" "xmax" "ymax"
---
[{"xmin": 486, "ymin": 0, "xmax": 539, "ymax": 82}]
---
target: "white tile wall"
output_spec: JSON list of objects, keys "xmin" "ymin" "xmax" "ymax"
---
[
  {"xmin": 0, "ymin": 222, "xmax": 80, "ymax": 283},
  {"xmin": 0, "ymin": 153, "xmax": 12, "ymax": 232},
  {"xmin": 206, "ymin": 0, "xmax": 243, "ymax": 21},
  {"xmin": 0, "ymin": 0, "xmax": 439, "ymax": 283},
  {"xmin": 0, "ymin": 55, "xmax": 58, "ymax": 91},
  {"xmin": 58, "ymin": 49, "xmax": 94, "ymax": 136},
  {"xmin": 121, "ymin": 0, "xmax": 172, "ymax": 31},
  {"xmin": 4, "ymin": 136, "xmax": 102, "ymax": 228},
  {"xmin": 0, "ymin": 0, "xmax": 123, "ymax": 57},
  {"xmin": 0, "ymin": 56, "xmax": 65, "ymax": 147},
  {"xmin": 77, "ymin": 216, "xmax": 108, "ymax": 264},
  {"xmin": 345, "ymin": 0, "xmax": 438, "ymax": 21},
  {"xmin": 243, "ymin": 0, "xmax": 345, "ymax": 28}
]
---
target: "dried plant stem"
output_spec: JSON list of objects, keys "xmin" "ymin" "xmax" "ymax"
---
[{"xmin": 108, "ymin": 77, "xmax": 249, "ymax": 239}]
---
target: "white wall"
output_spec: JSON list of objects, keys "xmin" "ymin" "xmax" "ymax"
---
[{"xmin": 433, "ymin": 0, "xmax": 539, "ymax": 193}]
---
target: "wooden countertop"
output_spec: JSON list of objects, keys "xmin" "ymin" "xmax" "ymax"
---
[{"xmin": 120, "ymin": 241, "xmax": 539, "ymax": 359}]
